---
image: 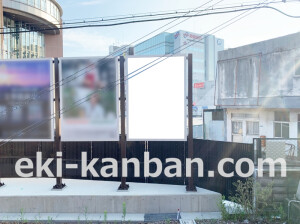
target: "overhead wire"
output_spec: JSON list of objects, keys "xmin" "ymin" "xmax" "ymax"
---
[
  {"xmin": 0, "ymin": 0, "xmax": 220, "ymax": 118},
  {"xmin": 0, "ymin": 0, "xmax": 273, "ymax": 146},
  {"xmin": 2, "ymin": 0, "xmax": 290, "ymax": 29},
  {"xmin": 1, "ymin": 5, "xmax": 299, "ymax": 34},
  {"xmin": 0, "ymin": 0, "xmax": 225, "ymax": 144},
  {"xmin": 0, "ymin": 2, "xmax": 292, "ymax": 114}
]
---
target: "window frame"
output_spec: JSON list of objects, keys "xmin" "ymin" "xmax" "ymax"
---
[
  {"xmin": 246, "ymin": 121, "xmax": 259, "ymax": 136},
  {"xmin": 232, "ymin": 120, "xmax": 243, "ymax": 135},
  {"xmin": 274, "ymin": 121, "xmax": 290, "ymax": 138}
]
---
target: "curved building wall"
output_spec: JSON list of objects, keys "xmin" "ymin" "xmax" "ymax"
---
[{"xmin": 0, "ymin": 0, "xmax": 63, "ymax": 59}]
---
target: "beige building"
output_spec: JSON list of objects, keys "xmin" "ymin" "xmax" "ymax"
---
[{"xmin": 0, "ymin": 0, "xmax": 63, "ymax": 59}]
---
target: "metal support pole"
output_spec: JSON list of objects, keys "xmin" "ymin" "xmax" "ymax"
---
[
  {"xmin": 53, "ymin": 58, "xmax": 65, "ymax": 190},
  {"xmin": 0, "ymin": 179, "xmax": 4, "ymax": 187},
  {"xmin": 186, "ymin": 54, "xmax": 196, "ymax": 192},
  {"xmin": 0, "ymin": 151, "xmax": 3, "ymax": 187},
  {"xmin": 118, "ymin": 56, "xmax": 129, "ymax": 190}
]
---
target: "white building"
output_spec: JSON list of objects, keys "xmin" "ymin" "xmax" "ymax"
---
[
  {"xmin": 214, "ymin": 32, "xmax": 300, "ymax": 143},
  {"xmin": 225, "ymin": 109, "xmax": 299, "ymax": 143}
]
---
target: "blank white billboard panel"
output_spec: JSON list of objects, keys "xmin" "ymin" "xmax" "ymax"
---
[{"xmin": 127, "ymin": 56, "xmax": 186, "ymax": 141}]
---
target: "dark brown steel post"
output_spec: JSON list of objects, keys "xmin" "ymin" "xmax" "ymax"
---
[
  {"xmin": 53, "ymin": 58, "xmax": 65, "ymax": 190},
  {"xmin": 186, "ymin": 54, "xmax": 196, "ymax": 192},
  {"xmin": 0, "ymin": 149, "xmax": 3, "ymax": 186},
  {"xmin": 0, "ymin": 175, "xmax": 4, "ymax": 186},
  {"xmin": 118, "ymin": 55, "xmax": 129, "ymax": 190}
]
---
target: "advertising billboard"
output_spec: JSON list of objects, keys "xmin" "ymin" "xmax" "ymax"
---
[
  {"xmin": 59, "ymin": 57, "xmax": 119, "ymax": 141},
  {"xmin": 0, "ymin": 59, "xmax": 54, "ymax": 141},
  {"xmin": 126, "ymin": 56, "xmax": 186, "ymax": 141}
]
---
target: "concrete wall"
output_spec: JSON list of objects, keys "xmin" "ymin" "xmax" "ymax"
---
[
  {"xmin": 205, "ymin": 120, "xmax": 224, "ymax": 141},
  {"xmin": 195, "ymin": 80, "xmax": 216, "ymax": 111},
  {"xmin": 203, "ymin": 109, "xmax": 225, "ymax": 141},
  {"xmin": 217, "ymin": 32, "xmax": 300, "ymax": 108}
]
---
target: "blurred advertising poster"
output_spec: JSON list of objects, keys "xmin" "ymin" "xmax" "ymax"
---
[
  {"xmin": 0, "ymin": 59, "xmax": 54, "ymax": 141},
  {"xmin": 59, "ymin": 57, "xmax": 119, "ymax": 141}
]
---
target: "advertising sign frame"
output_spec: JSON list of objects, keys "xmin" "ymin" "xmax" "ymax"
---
[
  {"xmin": 125, "ymin": 55, "xmax": 187, "ymax": 141},
  {"xmin": 59, "ymin": 56, "xmax": 120, "ymax": 142},
  {"xmin": 0, "ymin": 58, "xmax": 54, "ymax": 142}
]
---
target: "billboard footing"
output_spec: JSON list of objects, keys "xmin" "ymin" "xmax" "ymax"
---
[
  {"xmin": 186, "ymin": 185, "xmax": 197, "ymax": 192},
  {"xmin": 0, "ymin": 178, "xmax": 221, "ymax": 213},
  {"xmin": 118, "ymin": 183, "xmax": 129, "ymax": 191},
  {"xmin": 52, "ymin": 183, "xmax": 66, "ymax": 190}
]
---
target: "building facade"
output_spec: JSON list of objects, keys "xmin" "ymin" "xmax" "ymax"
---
[
  {"xmin": 0, "ymin": 0, "xmax": 63, "ymax": 59},
  {"xmin": 109, "ymin": 44, "xmax": 133, "ymax": 57},
  {"xmin": 134, "ymin": 30, "xmax": 224, "ymax": 117},
  {"xmin": 214, "ymin": 32, "xmax": 300, "ymax": 144},
  {"xmin": 134, "ymin": 32, "xmax": 174, "ymax": 56}
]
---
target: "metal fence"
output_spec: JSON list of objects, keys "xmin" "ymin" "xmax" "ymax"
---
[
  {"xmin": 253, "ymin": 138, "xmax": 300, "ymax": 204},
  {"xmin": 0, "ymin": 139, "xmax": 254, "ymax": 198},
  {"xmin": 193, "ymin": 140, "xmax": 254, "ymax": 198},
  {"xmin": 254, "ymin": 138, "xmax": 300, "ymax": 165}
]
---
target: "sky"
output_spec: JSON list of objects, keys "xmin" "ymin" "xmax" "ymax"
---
[{"xmin": 57, "ymin": 0, "xmax": 300, "ymax": 57}]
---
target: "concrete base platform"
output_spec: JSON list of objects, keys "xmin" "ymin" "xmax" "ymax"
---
[
  {"xmin": 0, "ymin": 212, "xmax": 222, "ymax": 222},
  {"xmin": 0, "ymin": 178, "xmax": 221, "ymax": 214}
]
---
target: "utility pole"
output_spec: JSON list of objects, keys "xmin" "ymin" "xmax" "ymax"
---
[{"xmin": 186, "ymin": 54, "xmax": 196, "ymax": 192}]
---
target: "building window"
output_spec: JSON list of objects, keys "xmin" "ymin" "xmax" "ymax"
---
[
  {"xmin": 274, "ymin": 111, "xmax": 290, "ymax": 122},
  {"xmin": 41, "ymin": 0, "xmax": 46, "ymax": 11},
  {"xmin": 246, "ymin": 121, "xmax": 259, "ymax": 135},
  {"xmin": 274, "ymin": 122, "xmax": 289, "ymax": 138},
  {"xmin": 3, "ymin": 16, "xmax": 45, "ymax": 59},
  {"xmin": 274, "ymin": 111, "xmax": 290, "ymax": 138},
  {"xmin": 232, "ymin": 121, "xmax": 243, "ymax": 134},
  {"xmin": 212, "ymin": 110, "xmax": 224, "ymax": 121},
  {"xmin": 28, "ymin": 0, "xmax": 34, "ymax": 6},
  {"xmin": 35, "ymin": 0, "xmax": 41, "ymax": 9},
  {"xmin": 46, "ymin": 0, "xmax": 51, "ymax": 14}
]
